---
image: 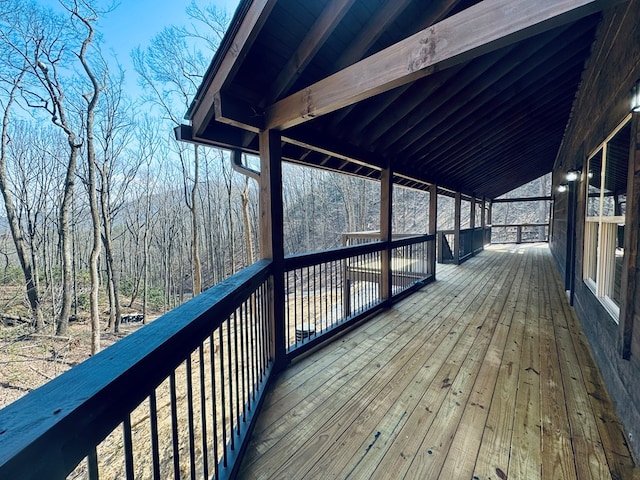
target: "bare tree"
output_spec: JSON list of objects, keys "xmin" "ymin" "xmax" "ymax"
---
[
  {"xmin": 0, "ymin": 60, "xmax": 44, "ymax": 329},
  {"xmin": 133, "ymin": 5, "xmax": 231, "ymax": 294},
  {"xmin": 95, "ymin": 69, "xmax": 139, "ymax": 332}
]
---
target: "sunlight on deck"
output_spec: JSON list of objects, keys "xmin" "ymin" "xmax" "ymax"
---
[{"xmin": 238, "ymin": 244, "xmax": 639, "ymax": 480}]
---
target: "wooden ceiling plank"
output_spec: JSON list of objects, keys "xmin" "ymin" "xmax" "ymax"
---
[
  {"xmin": 265, "ymin": 0, "xmax": 620, "ymax": 131},
  {"xmin": 347, "ymin": 63, "xmax": 466, "ymax": 144},
  {"xmin": 396, "ymin": 23, "xmax": 595, "ymax": 159},
  {"xmin": 265, "ymin": 0, "xmax": 358, "ymax": 104},
  {"xmin": 393, "ymin": 21, "xmax": 593, "ymax": 157},
  {"xmin": 191, "ymin": 0, "xmax": 278, "ymax": 136},
  {"xmin": 367, "ymin": 43, "xmax": 518, "ymax": 149},
  {"xmin": 325, "ymin": 0, "xmax": 462, "ymax": 135},
  {"xmin": 407, "ymin": 47, "xmax": 587, "ymax": 168},
  {"xmin": 422, "ymin": 99, "xmax": 572, "ymax": 180},
  {"xmin": 333, "ymin": 0, "xmax": 414, "ymax": 71},
  {"xmin": 445, "ymin": 121, "xmax": 566, "ymax": 183}
]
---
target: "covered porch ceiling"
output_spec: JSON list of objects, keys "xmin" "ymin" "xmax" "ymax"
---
[{"xmin": 183, "ymin": 0, "xmax": 619, "ymax": 200}]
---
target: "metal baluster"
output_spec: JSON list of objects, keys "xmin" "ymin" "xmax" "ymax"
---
[
  {"xmin": 218, "ymin": 326, "xmax": 228, "ymax": 467},
  {"xmin": 87, "ymin": 447, "xmax": 99, "ymax": 480},
  {"xmin": 186, "ymin": 355, "xmax": 196, "ymax": 480},
  {"xmin": 209, "ymin": 334, "xmax": 219, "ymax": 479},
  {"xmin": 169, "ymin": 372, "xmax": 180, "ymax": 478},
  {"xmin": 198, "ymin": 344, "xmax": 209, "ymax": 479},
  {"xmin": 123, "ymin": 415, "xmax": 134, "ymax": 479},
  {"xmin": 149, "ymin": 391, "xmax": 161, "ymax": 480}
]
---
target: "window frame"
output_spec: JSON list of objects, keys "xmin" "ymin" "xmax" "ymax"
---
[{"xmin": 583, "ymin": 114, "xmax": 632, "ymax": 322}]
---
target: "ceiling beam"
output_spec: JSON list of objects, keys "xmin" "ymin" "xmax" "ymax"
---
[
  {"xmin": 190, "ymin": 0, "xmax": 277, "ymax": 137},
  {"xmin": 264, "ymin": 0, "xmax": 620, "ymax": 131}
]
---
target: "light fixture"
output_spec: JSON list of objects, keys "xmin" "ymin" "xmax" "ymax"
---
[
  {"xmin": 557, "ymin": 184, "xmax": 568, "ymax": 193},
  {"xmin": 588, "ymin": 171, "xmax": 594, "ymax": 179},
  {"xmin": 566, "ymin": 170, "xmax": 580, "ymax": 182},
  {"xmin": 632, "ymin": 80, "xmax": 640, "ymax": 113}
]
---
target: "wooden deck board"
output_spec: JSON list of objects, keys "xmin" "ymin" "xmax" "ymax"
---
[{"xmin": 238, "ymin": 244, "xmax": 640, "ymax": 479}]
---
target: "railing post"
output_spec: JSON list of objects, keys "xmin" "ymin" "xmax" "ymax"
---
[
  {"xmin": 488, "ymin": 200, "xmax": 493, "ymax": 245},
  {"xmin": 259, "ymin": 130, "xmax": 286, "ymax": 370},
  {"xmin": 429, "ymin": 184, "xmax": 437, "ymax": 276},
  {"xmin": 481, "ymin": 197, "xmax": 486, "ymax": 249},
  {"xmin": 380, "ymin": 166, "xmax": 393, "ymax": 303},
  {"xmin": 516, "ymin": 225, "xmax": 522, "ymax": 244},
  {"xmin": 470, "ymin": 197, "xmax": 476, "ymax": 256},
  {"xmin": 454, "ymin": 192, "xmax": 461, "ymax": 265}
]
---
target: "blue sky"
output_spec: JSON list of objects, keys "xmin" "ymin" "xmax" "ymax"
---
[{"xmin": 40, "ymin": 0, "xmax": 240, "ymax": 98}]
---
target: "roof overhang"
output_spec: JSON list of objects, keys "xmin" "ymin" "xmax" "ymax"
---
[{"xmin": 184, "ymin": 0, "xmax": 625, "ymax": 198}]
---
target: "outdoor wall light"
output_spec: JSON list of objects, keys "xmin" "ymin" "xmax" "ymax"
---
[
  {"xmin": 566, "ymin": 170, "xmax": 580, "ymax": 182},
  {"xmin": 557, "ymin": 184, "xmax": 568, "ymax": 193},
  {"xmin": 632, "ymin": 79, "xmax": 640, "ymax": 113}
]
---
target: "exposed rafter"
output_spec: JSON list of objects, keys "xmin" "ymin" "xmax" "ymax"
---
[
  {"xmin": 265, "ymin": 0, "xmax": 357, "ymax": 104},
  {"xmin": 264, "ymin": 0, "xmax": 620, "ymax": 131}
]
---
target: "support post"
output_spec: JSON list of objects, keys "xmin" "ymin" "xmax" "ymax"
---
[
  {"xmin": 259, "ymin": 130, "xmax": 286, "ymax": 369},
  {"xmin": 470, "ymin": 197, "xmax": 477, "ymax": 255},
  {"xmin": 481, "ymin": 197, "xmax": 487, "ymax": 248},
  {"xmin": 470, "ymin": 197, "xmax": 476, "ymax": 230},
  {"xmin": 429, "ymin": 184, "xmax": 437, "ymax": 276},
  {"xmin": 454, "ymin": 192, "xmax": 461, "ymax": 265},
  {"xmin": 380, "ymin": 166, "xmax": 393, "ymax": 303}
]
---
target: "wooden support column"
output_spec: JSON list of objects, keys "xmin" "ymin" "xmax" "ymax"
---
[
  {"xmin": 470, "ymin": 197, "xmax": 476, "ymax": 230},
  {"xmin": 487, "ymin": 200, "xmax": 493, "ymax": 245},
  {"xmin": 429, "ymin": 184, "xmax": 437, "ymax": 277},
  {"xmin": 259, "ymin": 130, "xmax": 286, "ymax": 369},
  {"xmin": 481, "ymin": 198, "xmax": 486, "ymax": 230},
  {"xmin": 380, "ymin": 166, "xmax": 393, "ymax": 303},
  {"xmin": 619, "ymin": 114, "xmax": 640, "ymax": 359},
  {"xmin": 429, "ymin": 184, "xmax": 438, "ymax": 235},
  {"xmin": 470, "ymin": 197, "xmax": 477, "ymax": 256},
  {"xmin": 454, "ymin": 192, "xmax": 461, "ymax": 265}
]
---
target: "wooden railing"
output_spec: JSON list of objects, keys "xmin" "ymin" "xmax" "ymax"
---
[
  {"xmin": 0, "ymin": 235, "xmax": 437, "ymax": 479},
  {"xmin": 490, "ymin": 223, "xmax": 549, "ymax": 244},
  {"xmin": 437, "ymin": 227, "xmax": 488, "ymax": 264},
  {"xmin": 283, "ymin": 234, "xmax": 435, "ymax": 359},
  {"xmin": 0, "ymin": 260, "xmax": 274, "ymax": 480}
]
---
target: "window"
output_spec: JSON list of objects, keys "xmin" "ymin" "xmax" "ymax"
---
[{"xmin": 583, "ymin": 117, "xmax": 631, "ymax": 321}]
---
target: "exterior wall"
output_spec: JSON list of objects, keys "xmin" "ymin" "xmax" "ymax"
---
[{"xmin": 551, "ymin": 0, "xmax": 640, "ymax": 459}]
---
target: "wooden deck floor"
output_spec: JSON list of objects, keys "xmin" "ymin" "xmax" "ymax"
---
[{"xmin": 238, "ymin": 244, "xmax": 639, "ymax": 480}]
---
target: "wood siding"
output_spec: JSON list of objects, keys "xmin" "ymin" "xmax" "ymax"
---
[{"xmin": 550, "ymin": 0, "xmax": 640, "ymax": 461}]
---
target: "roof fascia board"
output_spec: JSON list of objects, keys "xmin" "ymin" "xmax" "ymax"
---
[{"xmin": 191, "ymin": 0, "xmax": 277, "ymax": 136}]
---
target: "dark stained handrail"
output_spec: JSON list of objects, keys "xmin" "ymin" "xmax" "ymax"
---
[
  {"xmin": 0, "ymin": 260, "xmax": 273, "ymax": 480},
  {"xmin": 0, "ymin": 234, "xmax": 438, "ymax": 479}
]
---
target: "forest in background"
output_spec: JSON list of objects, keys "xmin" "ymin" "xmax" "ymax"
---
[{"xmin": 0, "ymin": 0, "xmax": 551, "ymax": 357}]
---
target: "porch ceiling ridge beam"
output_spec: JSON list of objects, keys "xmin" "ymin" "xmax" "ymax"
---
[
  {"xmin": 265, "ymin": 0, "xmax": 357, "ymax": 104},
  {"xmin": 265, "ymin": 0, "xmax": 621, "ymax": 131},
  {"xmin": 191, "ymin": 0, "xmax": 277, "ymax": 137}
]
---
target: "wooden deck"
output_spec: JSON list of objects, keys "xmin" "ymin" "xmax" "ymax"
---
[{"xmin": 238, "ymin": 244, "xmax": 639, "ymax": 480}]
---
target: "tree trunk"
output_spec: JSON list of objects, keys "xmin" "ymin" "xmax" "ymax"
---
[
  {"xmin": 0, "ymin": 76, "xmax": 44, "ymax": 330},
  {"xmin": 191, "ymin": 145, "xmax": 202, "ymax": 295}
]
